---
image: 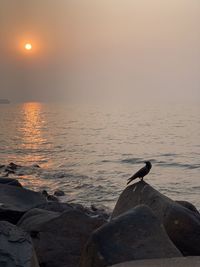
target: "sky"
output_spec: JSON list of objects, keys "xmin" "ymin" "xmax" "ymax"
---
[{"xmin": 0, "ymin": 0, "xmax": 199, "ymax": 104}]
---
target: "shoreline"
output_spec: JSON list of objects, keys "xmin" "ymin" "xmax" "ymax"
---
[{"xmin": 1, "ymin": 169, "xmax": 200, "ymax": 267}]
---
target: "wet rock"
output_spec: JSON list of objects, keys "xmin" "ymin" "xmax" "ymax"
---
[
  {"xmin": 37, "ymin": 201, "xmax": 110, "ymax": 220},
  {"xmin": 54, "ymin": 189, "xmax": 65, "ymax": 196},
  {"xmin": 0, "ymin": 220, "xmax": 39, "ymax": 267},
  {"xmin": 32, "ymin": 164, "xmax": 40, "ymax": 168},
  {"xmin": 41, "ymin": 190, "xmax": 59, "ymax": 202},
  {"xmin": 112, "ymin": 181, "xmax": 200, "ymax": 256},
  {"xmin": 41, "ymin": 190, "xmax": 48, "ymax": 197},
  {"xmin": 47, "ymin": 194, "xmax": 59, "ymax": 202},
  {"xmin": 4, "ymin": 162, "xmax": 21, "ymax": 175},
  {"xmin": 7, "ymin": 162, "xmax": 21, "ymax": 170},
  {"xmin": 0, "ymin": 184, "xmax": 47, "ymax": 224},
  {"xmin": 90, "ymin": 204, "xmax": 110, "ymax": 220},
  {"xmin": 18, "ymin": 208, "xmax": 106, "ymax": 267},
  {"xmin": 0, "ymin": 177, "xmax": 22, "ymax": 187},
  {"xmin": 80, "ymin": 205, "xmax": 182, "ymax": 267}
]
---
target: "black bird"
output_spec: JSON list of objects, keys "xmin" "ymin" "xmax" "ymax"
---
[{"xmin": 127, "ymin": 161, "xmax": 152, "ymax": 185}]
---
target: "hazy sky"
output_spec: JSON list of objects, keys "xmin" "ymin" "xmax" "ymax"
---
[{"xmin": 0, "ymin": 0, "xmax": 199, "ymax": 103}]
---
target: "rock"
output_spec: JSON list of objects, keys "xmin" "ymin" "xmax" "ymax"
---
[
  {"xmin": 4, "ymin": 162, "xmax": 21, "ymax": 174},
  {"xmin": 110, "ymin": 257, "xmax": 200, "ymax": 267},
  {"xmin": 68, "ymin": 203, "xmax": 110, "ymax": 221},
  {"xmin": 54, "ymin": 189, "xmax": 65, "ymax": 196},
  {"xmin": 17, "ymin": 208, "xmax": 60, "ymax": 233},
  {"xmin": 112, "ymin": 181, "xmax": 200, "ymax": 256},
  {"xmin": 18, "ymin": 208, "xmax": 106, "ymax": 267},
  {"xmin": 37, "ymin": 201, "xmax": 110, "ymax": 220},
  {"xmin": 41, "ymin": 190, "xmax": 48, "ymax": 197},
  {"xmin": 0, "ymin": 177, "xmax": 22, "ymax": 187},
  {"xmin": 176, "ymin": 201, "xmax": 199, "ymax": 214},
  {"xmin": 90, "ymin": 204, "xmax": 111, "ymax": 220},
  {"xmin": 47, "ymin": 194, "xmax": 59, "ymax": 202},
  {"xmin": 0, "ymin": 184, "xmax": 47, "ymax": 224},
  {"xmin": 37, "ymin": 201, "xmax": 74, "ymax": 213},
  {"xmin": 80, "ymin": 205, "xmax": 182, "ymax": 267},
  {"xmin": 32, "ymin": 164, "xmax": 40, "ymax": 168},
  {"xmin": 41, "ymin": 189, "xmax": 59, "ymax": 202},
  {"xmin": 7, "ymin": 162, "xmax": 21, "ymax": 170},
  {"xmin": 0, "ymin": 220, "xmax": 39, "ymax": 267}
]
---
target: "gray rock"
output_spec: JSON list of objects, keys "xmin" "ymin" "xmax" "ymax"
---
[
  {"xmin": 0, "ymin": 220, "xmax": 39, "ymax": 267},
  {"xmin": 176, "ymin": 201, "xmax": 199, "ymax": 214},
  {"xmin": 0, "ymin": 184, "xmax": 47, "ymax": 224},
  {"xmin": 112, "ymin": 181, "xmax": 200, "ymax": 256},
  {"xmin": 37, "ymin": 201, "xmax": 110, "ymax": 220},
  {"xmin": 18, "ymin": 208, "xmax": 106, "ymax": 267},
  {"xmin": 37, "ymin": 201, "xmax": 74, "ymax": 213},
  {"xmin": 7, "ymin": 162, "xmax": 21, "ymax": 170},
  {"xmin": 54, "ymin": 190, "xmax": 65, "ymax": 196},
  {"xmin": 80, "ymin": 205, "xmax": 182, "ymax": 267},
  {"xmin": 110, "ymin": 257, "xmax": 200, "ymax": 267},
  {"xmin": 0, "ymin": 177, "xmax": 22, "ymax": 187},
  {"xmin": 32, "ymin": 164, "xmax": 40, "ymax": 168},
  {"xmin": 41, "ymin": 190, "xmax": 59, "ymax": 202},
  {"xmin": 17, "ymin": 208, "xmax": 60, "ymax": 232}
]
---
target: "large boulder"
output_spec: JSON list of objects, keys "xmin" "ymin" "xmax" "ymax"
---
[
  {"xmin": 112, "ymin": 181, "xmax": 200, "ymax": 256},
  {"xmin": 17, "ymin": 208, "xmax": 60, "ymax": 232},
  {"xmin": 18, "ymin": 208, "xmax": 106, "ymax": 267},
  {"xmin": 36, "ymin": 201, "xmax": 74, "ymax": 213},
  {"xmin": 0, "ymin": 184, "xmax": 47, "ymax": 224},
  {"xmin": 111, "ymin": 257, "xmax": 200, "ymax": 267},
  {"xmin": 176, "ymin": 201, "xmax": 199, "ymax": 214},
  {"xmin": 0, "ymin": 177, "xmax": 22, "ymax": 187},
  {"xmin": 0, "ymin": 220, "xmax": 39, "ymax": 267},
  {"xmin": 80, "ymin": 205, "xmax": 182, "ymax": 267},
  {"xmin": 37, "ymin": 201, "xmax": 110, "ymax": 221}
]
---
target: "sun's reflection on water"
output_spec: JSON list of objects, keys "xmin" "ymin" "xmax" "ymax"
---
[{"xmin": 20, "ymin": 102, "xmax": 47, "ymax": 164}]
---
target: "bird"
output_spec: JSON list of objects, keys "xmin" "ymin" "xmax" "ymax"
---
[{"xmin": 127, "ymin": 161, "xmax": 152, "ymax": 185}]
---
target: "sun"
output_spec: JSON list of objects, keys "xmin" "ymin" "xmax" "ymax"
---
[{"xmin": 24, "ymin": 43, "xmax": 32, "ymax": 50}]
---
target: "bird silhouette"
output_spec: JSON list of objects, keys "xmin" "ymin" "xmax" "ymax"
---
[{"xmin": 127, "ymin": 161, "xmax": 152, "ymax": 185}]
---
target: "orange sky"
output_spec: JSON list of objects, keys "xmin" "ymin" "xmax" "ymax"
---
[{"xmin": 0, "ymin": 0, "xmax": 200, "ymax": 103}]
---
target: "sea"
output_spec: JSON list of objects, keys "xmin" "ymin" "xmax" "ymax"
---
[{"xmin": 0, "ymin": 102, "xmax": 199, "ymax": 210}]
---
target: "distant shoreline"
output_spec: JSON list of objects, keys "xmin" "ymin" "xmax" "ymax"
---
[{"xmin": 0, "ymin": 99, "xmax": 10, "ymax": 104}]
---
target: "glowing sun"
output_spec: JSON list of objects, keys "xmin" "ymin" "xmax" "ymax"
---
[{"xmin": 24, "ymin": 43, "xmax": 32, "ymax": 50}]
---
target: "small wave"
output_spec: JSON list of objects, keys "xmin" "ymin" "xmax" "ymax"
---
[
  {"xmin": 121, "ymin": 157, "xmax": 143, "ymax": 164},
  {"xmin": 101, "ymin": 159, "xmax": 112, "ymax": 163},
  {"xmin": 120, "ymin": 157, "xmax": 200, "ymax": 170},
  {"xmin": 159, "ymin": 153, "xmax": 179, "ymax": 157},
  {"xmin": 156, "ymin": 161, "xmax": 200, "ymax": 170}
]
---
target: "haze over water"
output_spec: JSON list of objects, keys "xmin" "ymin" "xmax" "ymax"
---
[
  {"xmin": 0, "ymin": 102, "xmax": 199, "ymax": 209},
  {"xmin": 0, "ymin": 1, "xmax": 199, "ymax": 210}
]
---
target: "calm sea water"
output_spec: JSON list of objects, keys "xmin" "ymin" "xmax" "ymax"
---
[{"xmin": 0, "ymin": 102, "xmax": 199, "ymax": 209}]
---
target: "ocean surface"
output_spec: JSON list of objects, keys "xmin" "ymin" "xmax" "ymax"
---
[{"xmin": 0, "ymin": 102, "xmax": 199, "ymax": 210}]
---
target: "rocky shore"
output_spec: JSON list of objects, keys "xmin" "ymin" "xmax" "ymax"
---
[{"xmin": 0, "ymin": 163, "xmax": 200, "ymax": 267}]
